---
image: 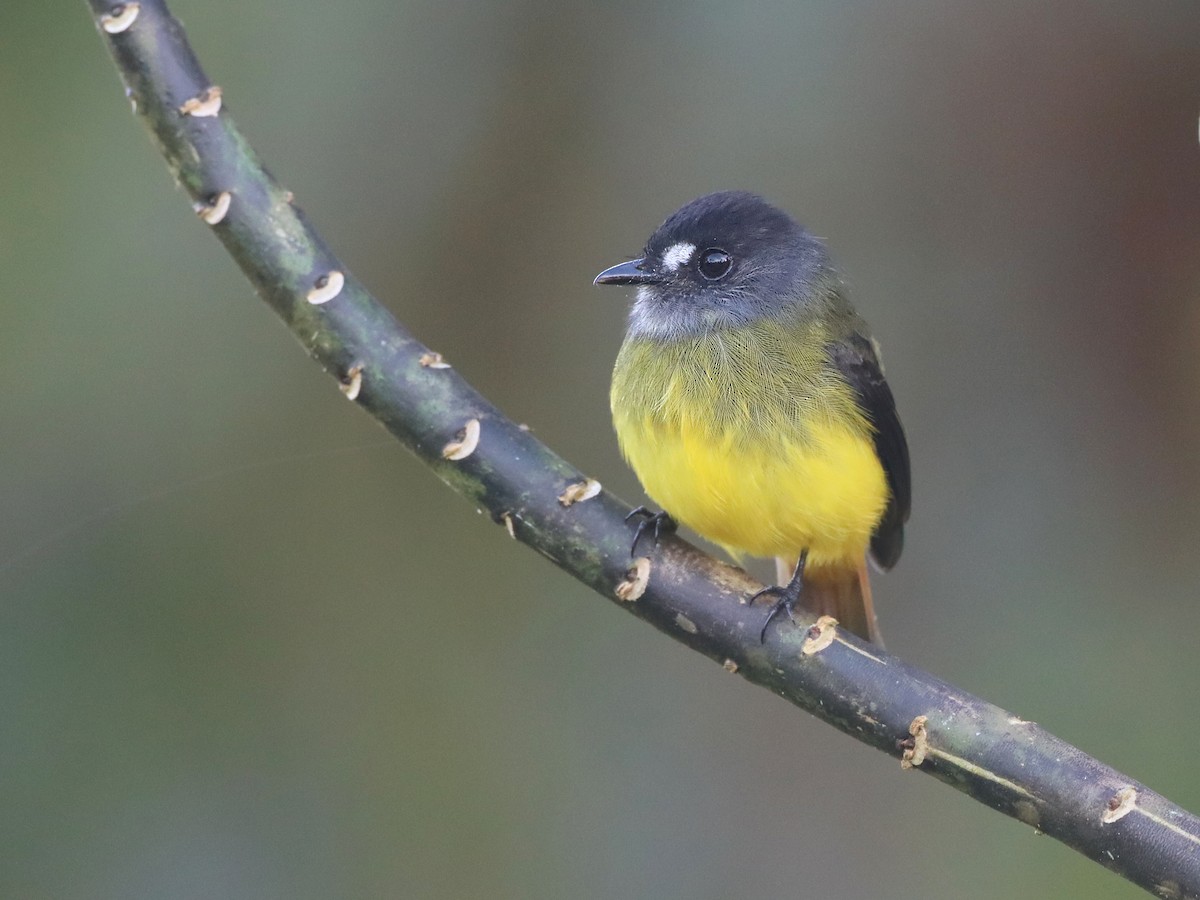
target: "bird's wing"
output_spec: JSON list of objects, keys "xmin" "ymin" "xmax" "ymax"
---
[{"xmin": 827, "ymin": 333, "xmax": 911, "ymax": 570}]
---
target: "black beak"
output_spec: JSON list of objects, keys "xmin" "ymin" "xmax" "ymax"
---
[{"xmin": 593, "ymin": 259, "xmax": 662, "ymax": 286}]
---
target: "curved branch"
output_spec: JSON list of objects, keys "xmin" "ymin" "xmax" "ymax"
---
[{"xmin": 87, "ymin": 2, "xmax": 1200, "ymax": 896}]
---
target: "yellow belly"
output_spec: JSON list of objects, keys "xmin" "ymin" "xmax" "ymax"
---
[
  {"xmin": 615, "ymin": 413, "xmax": 887, "ymax": 567},
  {"xmin": 610, "ymin": 328, "xmax": 889, "ymax": 570}
]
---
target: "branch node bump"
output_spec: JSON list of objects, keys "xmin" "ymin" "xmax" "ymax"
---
[
  {"xmin": 1014, "ymin": 800, "xmax": 1042, "ymax": 830},
  {"xmin": 339, "ymin": 363, "xmax": 364, "ymax": 401},
  {"xmin": 616, "ymin": 557, "xmax": 650, "ymax": 602},
  {"xmin": 100, "ymin": 2, "xmax": 140, "ymax": 33},
  {"xmin": 558, "ymin": 478, "xmax": 601, "ymax": 507},
  {"xmin": 441, "ymin": 418, "xmax": 480, "ymax": 461},
  {"xmin": 178, "ymin": 86, "xmax": 223, "ymax": 117},
  {"xmin": 1101, "ymin": 786, "xmax": 1139, "ymax": 824},
  {"xmin": 722, "ymin": 658, "xmax": 739, "ymax": 673},
  {"xmin": 674, "ymin": 613, "xmax": 698, "ymax": 634},
  {"xmin": 306, "ymin": 270, "xmax": 344, "ymax": 305},
  {"xmin": 419, "ymin": 351, "xmax": 451, "ymax": 369},
  {"xmin": 801, "ymin": 615, "xmax": 838, "ymax": 655},
  {"xmin": 194, "ymin": 190, "xmax": 232, "ymax": 225},
  {"xmin": 900, "ymin": 714, "xmax": 930, "ymax": 769}
]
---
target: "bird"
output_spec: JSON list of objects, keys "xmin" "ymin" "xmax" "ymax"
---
[{"xmin": 595, "ymin": 191, "xmax": 909, "ymax": 644}]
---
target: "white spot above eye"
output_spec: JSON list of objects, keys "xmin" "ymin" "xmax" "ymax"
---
[{"xmin": 660, "ymin": 242, "xmax": 696, "ymax": 272}]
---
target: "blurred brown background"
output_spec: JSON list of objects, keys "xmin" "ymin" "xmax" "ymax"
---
[{"xmin": 2, "ymin": 1, "xmax": 1199, "ymax": 897}]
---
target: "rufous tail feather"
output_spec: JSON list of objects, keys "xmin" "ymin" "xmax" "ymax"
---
[{"xmin": 775, "ymin": 556, "xmax": 885, "ymax": 647}]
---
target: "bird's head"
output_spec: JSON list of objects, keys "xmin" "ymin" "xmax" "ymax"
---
[{"xmin": 595, "ymin": 191, "xmax": 836, "ymax": 340}]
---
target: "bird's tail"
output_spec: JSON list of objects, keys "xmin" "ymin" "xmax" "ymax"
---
[{"xmin": 775, "ymin": 556, "xmax": 884, "ymax": 646}]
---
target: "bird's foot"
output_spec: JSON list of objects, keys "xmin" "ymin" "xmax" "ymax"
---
[
  {"xmin": 750, "ymin": 584, "xmax": 801, "ymax": 643},
  {"xmin": 748, "ymin": 550, "xmax": 808, "ymax": 643},
  {"xmin": 624, "ymin": 506, "xmax": 677, "ymax": 557}
]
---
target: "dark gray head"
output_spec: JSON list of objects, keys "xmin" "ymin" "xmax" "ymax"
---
[{"xmin": 595, "ymin": 191, "xmax": 838, "ymax": 340}]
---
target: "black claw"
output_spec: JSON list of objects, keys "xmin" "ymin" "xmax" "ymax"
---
[
  {"xmin": 624, "ymin": 506, "xmax": 677, "ymax": 557},
  {"xmin": 753, "ymin": 586, "xmax": 799, "ymax": 642},
  {"xmin": 749, "ymin": 550, "xmax": 809, "ymax": 643}
]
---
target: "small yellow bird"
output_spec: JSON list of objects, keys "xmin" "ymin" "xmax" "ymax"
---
[{"xmin": 595, "ymin": 191, "xmax": 910, "ymax": 643}]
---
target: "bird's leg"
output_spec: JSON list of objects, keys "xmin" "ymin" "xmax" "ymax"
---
[
  {"xmin": 749, "ymin": 550, "xmax": 809, "ymax": 643},
  {"xmin": 624, "ymin": 506, "xmax": 677, "ymax": 557}
]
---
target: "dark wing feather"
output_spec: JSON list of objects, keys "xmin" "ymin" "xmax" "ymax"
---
[{"xmin": 828, "ymin": 334, "xmax": 911, "ymax": 569}]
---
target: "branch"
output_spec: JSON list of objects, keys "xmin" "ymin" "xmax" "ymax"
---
[{"xmin": 87, "ymin": 3, "xmax": 1200, "ymax": 896}]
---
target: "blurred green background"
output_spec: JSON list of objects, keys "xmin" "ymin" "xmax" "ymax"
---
[{"xmin": 2, "ymin": 1, "xmax": 1199, "ymax": 897}]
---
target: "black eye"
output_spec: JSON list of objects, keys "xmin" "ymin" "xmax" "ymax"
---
[{"xmin": 697, "ymin": 248, "xmax": 732, "ymax": 280}]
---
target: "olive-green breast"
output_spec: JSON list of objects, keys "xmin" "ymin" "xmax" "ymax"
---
[{"xmin": 610, "ymin": 318, "xmax": 870, "ymax": 448}]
